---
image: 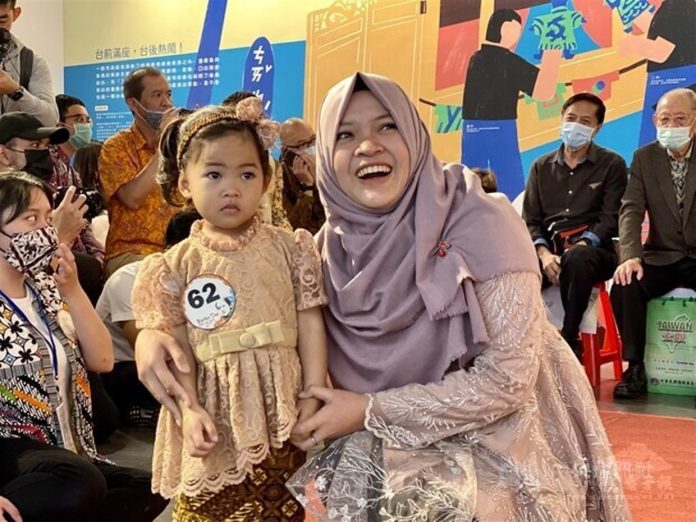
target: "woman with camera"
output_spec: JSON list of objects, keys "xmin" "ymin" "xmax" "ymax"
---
[
  {"xmin": 0, "ymin": 112, "xmax": 105, "ymax": 302},
  {"xmin": 0, "ymin": 112, "xmax": 119, "ymax": 444},
  {"xmin": 0, "ymin": 171, "xmax": 168, "ymax": 522}
]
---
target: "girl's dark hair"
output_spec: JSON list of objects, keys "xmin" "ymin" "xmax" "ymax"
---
[
  {"xmin": 157, "ymin": 106, "xmax": 272, "ymax": 207},
  {"xmin": 0, "ymin": 170, "xmax": 53, "ymax": 226},
  {"xmin": 73, "ymin": 142, "xmax": 103, "ymax": 193}
]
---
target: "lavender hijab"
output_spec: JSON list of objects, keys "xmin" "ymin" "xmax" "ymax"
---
[{"xmin": 316, "ymin": 73, "xmax": 538, "ymax": 394}]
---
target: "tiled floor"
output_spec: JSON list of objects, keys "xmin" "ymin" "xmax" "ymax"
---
[{"xmin": 99, "ymin": 366, "xmax": 694, "ymax": 522}]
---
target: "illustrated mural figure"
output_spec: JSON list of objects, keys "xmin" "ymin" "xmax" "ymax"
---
[
  {"xmin": 531, "ymin": 0, "xmax": 585, "ymax": 60},
  {"xmin": 461, "ymin": 8, "xmax": 561, "ymax": 199},
  {"xmin": 617, "ymin": 0, "xmax": 696, "ymax": 146}
]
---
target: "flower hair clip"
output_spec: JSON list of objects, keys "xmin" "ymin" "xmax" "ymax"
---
[
  {"xmin": 433, "ymin": 240, "xmax": 451, "ymax": 258},
  {"xmin": 234, "ymin": 97, "xmax": 280, "ymax": 150}
]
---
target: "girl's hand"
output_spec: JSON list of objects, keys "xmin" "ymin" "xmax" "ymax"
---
[
  {"xmin": 0, "ymin": 495, "xmax": 21, "ymax": 522},
  {"xmin": 290, "ymin": 397, "xmax": 322, "ymax": 447},
  {"xmin": 52, "ymin": 244, "xmax": 81, "ymax": 300},
  {"xmin": 182, "ymin": 405, "xmax": 218, "ymax": 458},
  {"xmin": 291, "ymin": 386, "xmax": 368, "ymax": 452}
]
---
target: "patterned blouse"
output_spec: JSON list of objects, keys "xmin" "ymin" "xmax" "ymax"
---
[{"xmin": 0, "ymin": 273, "xmax": 98, "ymax": 459}]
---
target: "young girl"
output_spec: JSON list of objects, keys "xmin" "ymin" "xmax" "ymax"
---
[{"xmin": 132, "ymin": 99, "xmax": 328, "ymax": 521}]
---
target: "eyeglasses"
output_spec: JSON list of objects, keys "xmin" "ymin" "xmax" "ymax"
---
[
  {"xmin": 64, "ymin": 114, "xmax": 92, "ymax": 124},
  {"xmin": 287, "ymin": 138, "xmax": 316, "ymax": 153}
]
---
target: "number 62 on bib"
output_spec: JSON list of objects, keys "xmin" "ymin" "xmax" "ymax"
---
[{"xmin": 183, "ymin": 275, "xmax": 236, "ymax": 330}]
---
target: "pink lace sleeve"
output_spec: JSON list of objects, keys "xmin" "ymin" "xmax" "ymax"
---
[
  {"xmin": 365, "ymin": 271, "xmax": 543, "ymax": 449},
  {"xmin": 291, "ymin": 229, "xmax": 328, "ymax": 311},
  {"xmin": 132, "ymin": 254, "xmax": 186, "ymax": 332}
]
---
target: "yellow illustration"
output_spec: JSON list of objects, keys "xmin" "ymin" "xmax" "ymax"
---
[{"xmin": 302, "ymin": 0, "xmax": 647, "ymax": 161}]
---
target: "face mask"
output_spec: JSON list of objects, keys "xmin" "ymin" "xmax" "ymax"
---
[
  {"xmin": 560, "ymin": 122, "xmax": 595, "ymax": 150},
  {"xmin": 22, "ymin": 149, "xmax": 54, "ymax": 182},
  {"xmin": 656, "ymin": 126, "xmax": 692, "ymax": 151},
  {"xmin": 68, "ymin": 122, "xmax": 92, "ymax": 150},
  {"xmin": 0, "ymin": 225, "xmax": 59, "ymax": 275},
  {"xmin": 134, "ymin": 100, "xmax": 165, "ymax": 130}
]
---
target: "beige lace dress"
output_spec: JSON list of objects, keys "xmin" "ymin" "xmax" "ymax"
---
[
  {"xmin": 132, "ymin": 217, "xmax": 327, "ymax": 499},
  {"xmin": 288, "ymin": 272, "xmax": 631, "ymax": 521}
]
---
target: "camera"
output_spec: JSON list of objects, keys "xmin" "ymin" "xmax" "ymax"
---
[{"xmin": 54, "ymin": 187, "xmax": 105, "ymax": 221}]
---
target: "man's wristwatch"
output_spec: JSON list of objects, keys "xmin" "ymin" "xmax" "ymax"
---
[{"xmin": 8, "ymin": 87, "xmax": 24, "ymax": 101}]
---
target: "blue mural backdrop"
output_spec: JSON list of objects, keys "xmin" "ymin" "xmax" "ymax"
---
[{"xmin": 187, "ymin": 0, "xmax": 228, "ymax": 108}]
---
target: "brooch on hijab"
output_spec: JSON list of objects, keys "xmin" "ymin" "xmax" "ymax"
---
[{"xmin": 434, "ymin": 240, "xmax": 451, "ymax": 257}]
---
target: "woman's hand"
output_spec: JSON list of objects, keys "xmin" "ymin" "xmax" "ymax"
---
[
  {"xmin": 290, "ymin": 397, "xmax": 322, "ymax": 448},
  {"xmin": 135, "ymin": 329, "xmax": 192, "ymax": 425},
  {"xmin": 52, "ymin": 244, "xmax": 81, "ymax": 300},
  {"xmin": 0, "ymin": 495, "xmax": 21, "ymax": 522},
  {"xmin": 182, "ymin": 404, "xmax": 218, "ymax": 458},
  {"xmin": 52, "ymin": 186, "xmax": 88, "ymax": 246},
  {"xmin": 291, "ymin": 386, "xmax": 369, "ymax": 452}
]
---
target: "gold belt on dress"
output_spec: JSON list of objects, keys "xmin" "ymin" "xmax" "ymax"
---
[{"xmin": 195, "ymin": 320, "xmax": 297, "ymax": 362}]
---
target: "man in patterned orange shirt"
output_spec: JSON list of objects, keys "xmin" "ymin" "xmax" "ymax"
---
[{"xmin": 99, "ymin": 67, "xmax": 178, "ymax": 277}]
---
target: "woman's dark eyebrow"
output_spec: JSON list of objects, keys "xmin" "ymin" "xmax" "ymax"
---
[{"xmin": 339, "ymin": 113, "xmax": 392, "ymax": 127}]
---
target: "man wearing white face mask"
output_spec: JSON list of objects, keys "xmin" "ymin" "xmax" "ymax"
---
[
  {"xmin": 611, "ymin": 87, "xmax": 696, "ymax": 399},
  {"xmin": 523, "ymin": 92, "xmax": 628, "ymax": 360}
]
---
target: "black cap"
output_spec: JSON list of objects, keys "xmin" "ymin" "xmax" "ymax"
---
[{"xmin": 0, "ymin": 112, "xmax": 70, "ymax": 145}]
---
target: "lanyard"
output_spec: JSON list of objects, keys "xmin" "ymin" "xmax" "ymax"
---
[{"xmin": 0, "ymin": 285, "xmax": 58, "ymax": 374}]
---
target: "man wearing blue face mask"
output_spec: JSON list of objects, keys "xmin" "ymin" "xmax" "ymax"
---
[
  {"xmin": 55, "ymin": 94, "xmax": 93, "ymax": 161},
  {"xmin": 611, "ymin": 88, "xmax": 696, "ymax": 399},
  {"xmin": 98, "ymin": 67, "xmax": 178, "ymax": 278},
  {"xmin": 523, "ymin": 92, "xmax": 628, "ymax": 360}
]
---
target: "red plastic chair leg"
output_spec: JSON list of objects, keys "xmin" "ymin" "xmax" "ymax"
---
[
  {"xmin": 581, "ymin": 332, "xmax": 600, "ymax": 387},
  {"xmin": 580, "ymin": 283, "xmax": 624, "ymax": 386}
]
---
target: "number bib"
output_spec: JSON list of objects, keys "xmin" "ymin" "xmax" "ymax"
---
[{"xmin": 183, "ymin": 275, "xmax": 236, "ymax": 330}]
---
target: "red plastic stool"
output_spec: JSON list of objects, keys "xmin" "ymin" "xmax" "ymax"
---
[{"xmin": 580, "ymin": 282, "xmax": 623, "ymax": 386}]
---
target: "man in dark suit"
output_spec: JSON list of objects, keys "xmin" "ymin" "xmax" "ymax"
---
[{"xmin": 612, "ymin": 88, "xmax": 696, "ymax": 399}]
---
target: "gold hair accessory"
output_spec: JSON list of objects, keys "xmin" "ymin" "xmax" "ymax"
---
[
  {"xmin": 176, "ymin": 100, "xmax": 281, "ymax": 166},
  {"xmin": 177, "ymin": 109, "xmax": 237, "ymax": 166}
]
